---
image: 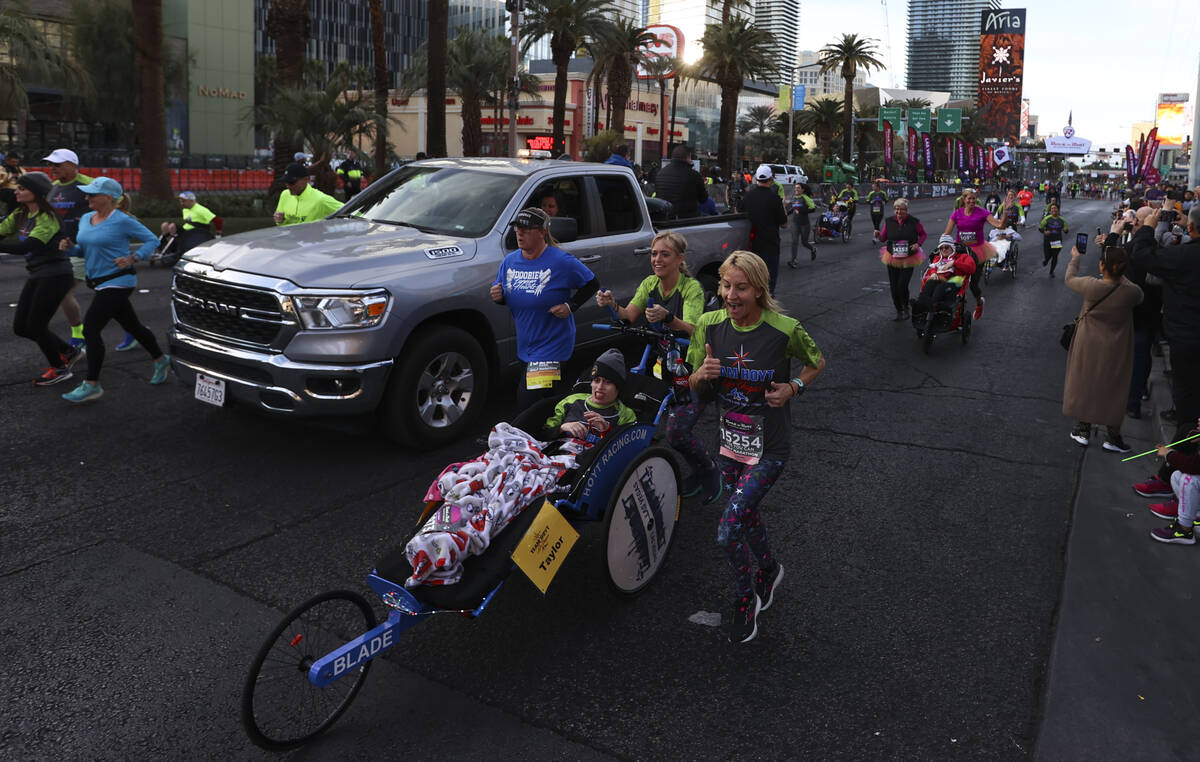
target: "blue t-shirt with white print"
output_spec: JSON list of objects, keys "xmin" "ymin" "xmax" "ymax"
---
[{"xmin": 495, "ymin": 245, "xmax": 594, "ymax": 362}]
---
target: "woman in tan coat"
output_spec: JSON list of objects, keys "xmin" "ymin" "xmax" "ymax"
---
[{"xmin": 1063, "ymin": 240, "xmax": 1143, "ymax": 452}]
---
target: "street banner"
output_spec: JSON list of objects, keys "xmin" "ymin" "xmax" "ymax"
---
[
  {"xmin": 793, "ymin": 85, "xmax": 806, "ymax": 112},
  {"xmin": 777, "ymin": 85, "xmax": 791, "ymax": 113},
  {"xmin": 1136, "ymin": 132, "xmax": 1148, "ymax": 180},
  {"xmin": 946, "ymin": 137, "xmax": 953, "ymax": 169},
  {"xmin": 1144, "ymin": 167, "xmax": 1161, "ymax": 185},
  {"xmin": 922, "ymin": 133, "xmax": 934, "ymax": 180},
  {"xmin": 993, "ymin": 145, "xmax": 1012, "ymax": 165},
  {"xmin": 977, "ymin": 145, "xmax": 985, "ymax": 174},
  {"xmin": 907, "ymin": 127, "xmax": 917, "ymax": 167},
  {"xmin": 957, "ymin": 139, "xmax": 965, "ymax": 174},
  {"xmin": 978, "ymin": 8, "xmax": 1026, "ymax": 143},
  {"xmin": 936, "ymin": 108, "xmax": 962, "ymax": 133},
  {"xmin": 1144, "ymin": 127, "xmax": 1161, "ymax": 178},
  {"xmin": 986, "ymin": 149, "xmax": 996, "ymax": 176},
  {"xmin": 1126, "ymin": 145, "xmax": 1138, "ymax": 183},
  {"xmin": 908, "ymin": 108, "xmax": 931, "ymax": 134},
  {"xmin": 884, "ymin": 120, "xmax": 893, "ymax": 165},
  {"xmin": 878, "ymin": 107, "xmax": 903, "ymax": 132}
]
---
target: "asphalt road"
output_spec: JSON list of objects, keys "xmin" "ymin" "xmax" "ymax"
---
[{"xmin": 1, "ymin": 196, "xmax": 1114, "ymax": 760}]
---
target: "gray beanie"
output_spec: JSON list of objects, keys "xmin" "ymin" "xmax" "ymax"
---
[
  {"xmin": 16, "ymin": 171, "xmax": 51, "ymax": 198},
  {"xmin": 591, "ymin": 348, "xmax": 626, "ymax": 390}
]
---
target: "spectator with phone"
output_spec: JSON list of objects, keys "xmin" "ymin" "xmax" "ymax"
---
[
  {"xmin": 1062, "ymin": 233, "xmax": 1143, "ymax": 452},
  {"xmin": 1129, "ymin": 206, "xmax": 1200, "ymax": 498}
]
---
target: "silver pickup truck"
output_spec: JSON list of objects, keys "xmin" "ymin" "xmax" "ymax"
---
[{"xmin": 169, "ymin": 158, "xmax": 749, "ymax": 446}]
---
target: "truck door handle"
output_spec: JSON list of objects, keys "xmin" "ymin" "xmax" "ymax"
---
[
  {"xmin": 633, "ymin": 247, "xmax": 652, "ymax": 256},
  {"xmin": 578, "ymin": 255, "xmax": 602, "ymax": 263}
]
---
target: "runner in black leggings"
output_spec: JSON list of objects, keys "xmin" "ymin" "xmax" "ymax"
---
[{"xmin": 0, "ymin": 172, "xmax": 81, "ymax": 385}]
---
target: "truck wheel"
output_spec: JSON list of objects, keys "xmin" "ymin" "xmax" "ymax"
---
[{"xmin": 379, "ymin": 325, "xmax": 489, "ymax": 447}]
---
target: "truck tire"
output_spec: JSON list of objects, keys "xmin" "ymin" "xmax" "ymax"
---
[{"xmin": 379, "ymin": 325, "xmax": 489, "ymax": 447}]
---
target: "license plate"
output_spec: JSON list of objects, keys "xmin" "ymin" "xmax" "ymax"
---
[{"xmin": 194, "ymin": 373, "xmax": 225, "ymax": 407}]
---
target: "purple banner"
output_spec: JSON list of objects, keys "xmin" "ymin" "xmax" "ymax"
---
[
  {"xmin": 1126, "ymin": 145, "xmax": 1138, "ymax": 183},
  {"xmin": 946, "ymin": 137, "xmax": 953, "ymax": 169},
  {"xmin": 1143, "ymin": 127, "xmax": 1160, "ymax": 180},
  {"xmin": 922, "ymin": 133, "xmax": 934, "ymax": 181},
  {"xmin": 907, "ymin": 127, "xmax": 917, "ymax": 167},
  {"xmin": 1135, "ymin": 132, "xmax": 1149, "ymax": 182},
  {"xmin": 884, "ymin": 120, "xmax": 893, "ymax": 165},
  {"xmin": 957, "ymin": 139, "xmax": 965, "ymax": 173}
]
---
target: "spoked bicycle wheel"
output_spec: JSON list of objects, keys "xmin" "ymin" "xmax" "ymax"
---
[{"xmin": 241, "ymin": 590, "xmax": 378, "ymax": 750}]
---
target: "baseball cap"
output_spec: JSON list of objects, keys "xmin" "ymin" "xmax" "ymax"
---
[
  {"xmin": 178, "ymin": 190, "xmax": 197, "ymax": 201},
  {"xmin": 43, "ymin": 148, "xmax": 80, "ymax": 165},
  {"xmin": 78, "ymin": 176, "xmax": 124, "ymax": 198},
  {"xmin": 282, "ymin": 162, "xmax": 309, "ymax": 183},
  {"xmin": 509, "ymin": 207, "xmax": 550, "ymax": 229},
  {"xmin": 16, "ymin": 171, "xmax": 52, "ymax": 198},
  {"xmin": 937, "ymin": 234, "xmax": 956, "ymax": 247},
  {"xmin": 754, "ymin": 164, "xmax": 773, "ymax": 181}
]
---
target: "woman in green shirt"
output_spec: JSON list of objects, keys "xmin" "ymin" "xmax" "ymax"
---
[
  {"xmin": 0, "ymin": 172, "xmax": 80, "ymax": 385},
  {"xmin": 595, "ymin": 230, "xmax": 704, "ymax": 336}
]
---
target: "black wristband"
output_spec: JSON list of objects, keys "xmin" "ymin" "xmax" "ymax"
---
[{"xmin": 659, "ymin": 308, "xmax": 675, "ymax": 324}]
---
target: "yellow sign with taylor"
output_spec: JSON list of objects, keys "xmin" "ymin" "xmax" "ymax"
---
[{"xmin": 512, "ymin": 500, "xmax": 579, "ymax": 594}]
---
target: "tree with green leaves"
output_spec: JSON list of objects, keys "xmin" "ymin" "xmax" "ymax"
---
[
  {"xmin": 795, "ymin": 98, "xmax": 843, "ymax": 159},
  {"xmin": 522, "ymin": 0, "xmax": 615, "ymax": 157},
  {"xmin": 589, "ymin": 19, "xmax": 655, "ymax": 136},
  {"xmin": 265, "ymin": 0, "xmax": 310, "ymax": 184},
  {"xmin": 817, "ymin": 33, "xmax": 883, "ymax": 162},
  {"xmin": 0, "ymin": 0, "xmax": 89, "ymax": 120},
  {"xmin": 249, "ymin": 63, "xmax": 377, "ymax": 193},
  {"xmin": 695, "ymin": 19, "xmax": 777, "ymax": 178},
  {"xmin": 737, "ymin": 104, "xmax": 777, "ymax": 135}
]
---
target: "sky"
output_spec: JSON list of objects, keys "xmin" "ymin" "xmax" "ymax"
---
[{"xmin": 794, "ymin": 0, "xmax": 1200, "ymax": 148}]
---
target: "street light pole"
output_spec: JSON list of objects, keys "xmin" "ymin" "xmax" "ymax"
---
[
  {"xmin": 786, "ymin": 62, "xmax": 823, "ymax": 165},
  {"xmin": 508, "ymin": 1, "xmax": 521, "ymax": 158}
]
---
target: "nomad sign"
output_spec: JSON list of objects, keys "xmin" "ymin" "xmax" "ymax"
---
[{"xmin": 197, "ymin": 85, "xmax": 248, "ymax": 100}]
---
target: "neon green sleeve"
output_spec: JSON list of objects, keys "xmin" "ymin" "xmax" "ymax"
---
[
  {"xmin": 629, "ymin": 274, "xmax": 657, "ymax": 310},
  {"xmin": 189, "ymin": 204, "xmax": 216, "ymax": 225},
  {"xmin": 29, "ymin": 212, "xmax": 61, "ymax": 243},
  {"xmin": 317, "ymin": 190, "xmax": 343, "ymax": 218},
  {"xmin": 686, "ymin": 311, "xmax": 722, "ymax": 368},
  {"xmin": 763, "ymin": 311, "xmax": 822, "ymax": 367},
  {"xmin": 679, "ymin": 277, "xmax": 704, "ymax": 326},
  {"xmin": 617, "ymin": 403, "xmax": 637, "ymax": 425},
  {"xmin": 0, "ymin": 213, "xmax": 17, "ymax": 238},
  {"xmin": 544, "ymin": 395, "xmax": 578, "ymax": 429}
]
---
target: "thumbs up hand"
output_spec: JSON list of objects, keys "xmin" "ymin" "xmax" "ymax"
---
[{"xmin": 696, "ymin": 343, "xmax": 721, "ymax": 382}]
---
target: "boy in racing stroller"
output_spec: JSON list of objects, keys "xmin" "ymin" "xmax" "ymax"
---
[
  {"xmin": 911, "ymin": 235, "xmax": 977, "ymax": 326},
  {"xmin": 543, "ymin": 348, "xmax": 636, "ymax": 439}
]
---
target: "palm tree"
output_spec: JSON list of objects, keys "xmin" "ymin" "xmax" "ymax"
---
[
  {"xmin": 590, "ymin": 19, "xmax": 656, "ymax": 137},
  {"xmin": 426, "ymin": 0, "xmax": 448, "ymax": 156},
  {"xmin": 720, "ymin": 0, "xmax": 752, "ymax": 24},
  {"xmin": 795, "ymin": 98, "xmax": 843, "ymax": 159},
  {"xmin": 522, "ymin": 0, "xmax": 615, "ymax": 157},
  {"xmin": 265, "ymin": 0, "xmax": 310, "ymax": 185},
  {"xmin": 737, "ymin": 104, "xmax": 776, "ymax": 135},
  {"xmin": 817, "ymin": 33, "xmax": 884, "ymax": 162},
  {"xmin": 0, "ymin": 0, "xmax": 90, "ymax": 119},
  {"xmin": 369, "ymin": 0, "xmax": 389, "ymax": 173},
  {"xmin": 131, "ymin": 0, "xmax": 170, "ymax": 200},
  {"xmin": 695, "ymin": 19, "xmax": 777, "ymax": 178},
  {"xmin": 250, "ymin": 63, "xmax": 378, "ymax": 193},
  {"xmin": 903, "ymin": 97, "xmax": 932, "ymax": 109}
]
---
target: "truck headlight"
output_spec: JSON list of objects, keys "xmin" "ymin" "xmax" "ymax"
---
[{"xmin": 292, "ymin": 292, "xmax": 389, "ymax": 329}]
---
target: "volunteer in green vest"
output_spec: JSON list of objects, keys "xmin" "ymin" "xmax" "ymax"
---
[
  {"xmin": 162, "ymin": 191, "xmax": 216, "ymax": 253},
  {"xmin": 336, "ymin": 150, "xmax": 364, "ymax": 199},
  {"xmin": 273, "ymin": 163, "xmax": 342, "ymax": 226}
]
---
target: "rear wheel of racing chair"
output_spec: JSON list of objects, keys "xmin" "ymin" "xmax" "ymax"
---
[
  {"xmin": 1009, "ymin": 244, "xmax": 1019, "ymax": 279},
  {"xmin": 241, "ymin": 590, "xmax": 377, "ymax": 751},
  {"xmin": 602, "ymin": 445, "xmax": 681, "ymax": 595}
]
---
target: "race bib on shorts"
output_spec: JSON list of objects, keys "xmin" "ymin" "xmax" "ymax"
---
[
  {"xmin": 1050, "ymin": 239, "xmax": 1062, "ymax": 249},
  {"xmin": 719, "ymin": 412, "xmax": 764, "ymax": 465},
  {"xmin": 871, "ymin": 201, "xmax": 884, "ymax": 212},
  {"xmin": 959, "ymin": 231, "xmax": 978, "ymax": 244}
]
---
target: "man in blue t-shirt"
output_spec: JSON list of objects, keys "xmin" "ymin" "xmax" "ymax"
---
[{"xmin": 490, "ymin": 207, "xmax": 600, "ymax": 408}]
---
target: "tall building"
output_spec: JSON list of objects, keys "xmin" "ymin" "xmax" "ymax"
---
[
  {"xmin": 905, "ymin": 0, "xmax": 1000, "ymax": 101},
  {"xmin": 755, "ymin": 0, "xmax": 801, "ymax": 75},
  {"xmin": 794, "ymin": 50, "xmax": 867, "ymax": 104}
]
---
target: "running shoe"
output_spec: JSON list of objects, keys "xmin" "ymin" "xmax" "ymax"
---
[
  {"xmin": 115, "ymin": 334, "xmax": 139, "ymax": 351},
  {"xmin": 728, "ymin": 592, "xmax": 761, "ymax": 644},
  {"xmin": 1069, "ymin": 423, "xmax": 1090, "ymax": 447},
  {"xmin": 1149, "ymin": 499, "xmax": 1180, "ymax": 520},
  {"xmin": 150, "ymin": 355, "xmax": 172, "ymax": 385},
  {"xmin": 33, "ymin": 366, "xmax": 73, "ymax": 387},
  {"xmin": 1150, "ymin": 521, "xmax": 1195, "ymax": 545},
  {"xmin": 755, "ymin": 563, "xmax": 784, "ymax": 613},
  {"xmin": 973, "ymin": 296, "xmax": 985, "ymax": 320},
  {"xmin": 67, "ymin": 336, "xmax": 86, "ymax": 350},
  {"xmin": 61, "ymin": 343, "xmax": 85, "ymax": 369},
  {"xmin": 1103, "ymin": 434, "xmax": 1133, "ymax": 453},
  {"xmin": 62, "ymin": 381, "xmax": 103, "ymax": 403},
  {"xmin": 700, "ymin": 460, "xmax": 723, "ymax": 505},
  {"xmin": 1134, "ymin": 475, "xmax": 1173, "ymax": 497}
]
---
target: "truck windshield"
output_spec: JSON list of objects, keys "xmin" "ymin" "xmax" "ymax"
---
[{"xmin": 342, "ymin": 167, "xmax": 524, "ymax": 237}]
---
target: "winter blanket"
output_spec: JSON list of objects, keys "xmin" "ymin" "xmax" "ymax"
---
[{"xmin": 404, "ymin": 422, "xmax": 581, "ymax": 588}]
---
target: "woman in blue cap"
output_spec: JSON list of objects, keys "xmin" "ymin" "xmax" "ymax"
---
[{"xmin": 56, "ymin": 176, "xmax": 171, "ymax": 403}]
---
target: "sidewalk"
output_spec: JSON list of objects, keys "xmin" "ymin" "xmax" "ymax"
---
[{"xmin": 1036, "ymin": 355, "xmax": 1200, "ymax": 759}]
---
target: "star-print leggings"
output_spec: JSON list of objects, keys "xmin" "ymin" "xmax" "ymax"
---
[{"xmin": 668, "ymin": 402, "xmax": 785, "ymax": 598}]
